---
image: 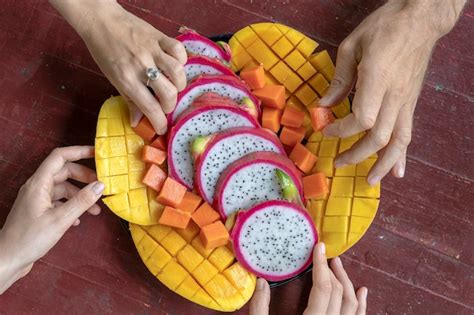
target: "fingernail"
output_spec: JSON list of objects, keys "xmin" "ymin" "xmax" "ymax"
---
[
  {"xmin": 367, "ymin": 175, "xmax": 380, "ymax": 186},
  {"xmin": 397, "ymin": 165, "xmax": 405, "ymax": 178},
  {"xmin": 92, "ymin": 181, "xmax": 105, "ymax": 195},
  {"xmin": 256, "ymin": 278, "xmax": 266, "ymax": 290},
  {"xmin": 363, "ymin": 287, "xmax": 368, "ymax": 299},
  {"xmin": 319, "ymin": 242, "xmax": 326, "ymax": 255}
]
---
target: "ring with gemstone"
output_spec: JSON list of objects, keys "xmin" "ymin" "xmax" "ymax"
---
[{"xmin": 145, "ymin": 67, "xmax": 161, "ymax": 86}]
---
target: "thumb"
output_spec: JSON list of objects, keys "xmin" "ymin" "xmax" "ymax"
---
[
  {"xmin": 55, "ymin": 181, "xmax": 104, "ymax": 226},
  {"xmin": 249, "ymin": 278, "xmax": 270, "ymax": 315},
  {"xmin": 319, "ymin": 39, "xmax": 357, "ymax": 107}
]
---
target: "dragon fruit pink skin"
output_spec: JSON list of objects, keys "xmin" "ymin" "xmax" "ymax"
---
[
  {"xmin": 168, "ymin": 97, "xmax": 259, "ymax": 189},
  {"xmin": 169, "ymin": 75, "xmax": 260, "ymax": 124},
  {"xmin": 214, "ymin": 151, "xmax": 305, "ymax": 220},
  {"xmin": 176, "ymin": 28, "xmax": 232, "ymax": 62},
  {"xmin": 184, "ymin": 56, "xmax": 236, "ymax": 82},
  {"xmin": 231, "ymin": 200, "xmax": 317, "ymax": 282},
  {"xmin": 193, "ymin": 127, "xmax": 285, "ymax": 204}
]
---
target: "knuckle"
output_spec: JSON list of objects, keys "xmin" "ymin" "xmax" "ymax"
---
[
  {"xmin": 347, "ymin": 296, "xmax": 359, "ymax": 310},
  {"xmin": 356, "ymin": 113, "xmax": 376, "ymax": 130},
  {"xmin": 161, "ymin": 86, "xmax": 178, "ymax": 102},
  {"xmin": 333, "ymin": 281, "xmax": 343, "ymax": 294},
  {"xmin": 396, "ymin": 129, "xmax": 412, "ymax": 146},
  {"xmin": 339, "ymin": 38, "xmax": 354, "ymax": 55},
  {"xmin": 317, "ymin": 279, "xmax": 332, "ymax": 294},
  {"xmin": 371, "ymin": 131, "xmax": 391, "ymax": 148}
]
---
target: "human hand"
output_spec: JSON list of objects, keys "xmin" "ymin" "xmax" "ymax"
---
[
  {"xmin": 0, "ymin": 146, "xmax": 103, "ymax": 294},
  {"xmin": 50, "ymin": 0, "xmax": 187, "ymax": 134},
  {"xmin": 319, "ymin": 0, "xmax": 465, "ymax": 185},
  {"xmin": 249, "ymin": 243, "xmax": 367, "ymax": 315}
]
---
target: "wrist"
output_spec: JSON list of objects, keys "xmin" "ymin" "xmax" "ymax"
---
[{"xmin": 0, "ymin": 230, "xmax": 27, "ymax": 294}]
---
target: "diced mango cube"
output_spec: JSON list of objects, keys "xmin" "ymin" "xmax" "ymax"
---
[
  {"xmin": 128, "ymin": 156, "xmax": 146, "ymax": 173},
  {"xmin": 321, "ymin": 231, "xmax": 347, "ymax": 244},
  {"xmin": 232, "ymin": 50, "xmax": 253, "ymax": 71},
  {"xmin": 95, "ymin": 138, "xmax": 109, "ymax": 159},
  {"xmin": 261, "ymin": 25, "xmax": 283, "ymax": 46},
  {"xmin": 285, "ymin": 49, "xmax": 306, "ymax": 71},
  {"xmin": 145, "ymin": 243, "xmax": 172, "ymax": 275},
  {"xmin": 192, "ymin": 236, "xmax": 214, "ymax": 258},
  {"xmin": 349, "ymin": 216, "xmax": 373, "ymax": 234},
  {"xmin": 305, "ymin": 142, "xmax": 320, "ymax": 155},
  {"xmin": 331, "ymin": 177, "xmax": 354, "ymax": 197},
  {"xmin": 310, "ymin": 50, "xmax": 333, "ymax": 70},
  {"xmin": 129, "ymin": 187, "xmax": 148, "ymax": 207},
  {"xmin": 308, "ymin": 73, "xmax": 330, "ymax": 96},
  {"xmin": 283, "ymin": 72, "xmax": 304, "ymax": 92},
  {"xmin": 247, "ymin": 39, "xmax": 279, "ymax": 70},
  {"xmin": 295, "ymin": 84, "xmax": 318, "ymax": 106},
  {"xmin": 325, "ymin": 197, "xmax": 352, "ymax": 216},
  {"xmin": 177, "ymin": 244, "xmax": 204, "ymax": 272},
  {"xmin": 136, "ymin": 234, "xmax": 158, "ymax": 261},
  {"xmin": 192, "ymin": 260, "xmax": 219, "ymax": 286},
  {"xmin": 297, "ymin": 62, "xmax": 317, "ymax": 81},
  {"xmin": 356, "ymin": 158, "xmax": 377, "ymax": 176},
  {"xmin": 157, "ymin": 260, "xmax": 188, "ymax": 290},
  {"xmin": 160, "ymin": 230, "xmax": 187, "ymax": 255},
  {"xmin": 352, "ymin": 198, "xmax": 379, "ymax": 218},
  {"xmin": 323, "ymin": 216, "xmax": 349, "ymax": 233},
  {"xmin": 95, "ymin": 159, "xmax": 109, "ymax": 178},
  {"xmin": 109, "ymin": 136, "xmax": 127, "ymax": 157},
  {"xmin": 223, "ymin": 262, "xmax": 255, "ymax": 293},
  {"xmin": 129, "ymin": 171, "xmax": 145, "ymax": 190},
  {"xmin": 312, "ymin": 157, "xmax": 334, "ymax": 178},
  {"xmin": 208, "ymin": 246, "xmax": 235, "ymax": 272},
  {"xmin": 96, "ymin": 119, "xmax": 108, "ymax": 137},
  {"xmin": 130, "ymin": 205, "xmax": 150, "ymax": 224},
  {"xmin": 125, "ymin": 134, "xmax": 144, "ymax": 154},
  {"xmin": 319, "ymin": 141, "xmax": 338, "ymax": 157},
  {"xmin": 176, "ymin": 276, "xmax": 201, "ymax": 299},
  {"xmin": 335, "ymin": 164, "xmax": 356, "ymax": 176},
  {"xmin": 271, "ymin": 36, "xmax": 293, "ymax": 58},
  {"xmin": 354, "ymin": 177, "xmax": 380, "ymax": 198},
  {"xmin": 296, "ymin": 37, "xmax": 319, "ymax": 57},
  {"xmin": 192, "ymin": 288, "xmax": 216, "ymax": 308},
  {"xmin": 332, "ymin": 102, "xmax": 351, "ymax": 118},
  {"xmin": 204, "ymin": 274, "xmax": 244, "ymax": 310},
  {"xmin": 270, "ymin": 61, "xmax": 292, "ymax": 83},
  {"xmin": 234, "ymin": 26, "xmax": 257, "ymax": 47},
  {"xmin": 108, "ymin": 118, "xmax": 125, "ymax": 136},
  {"xmin": 285, "ymin": 29, "xmax": 304, "ymax": 45},
  {"xmin": 175, "ymin": 221, "xmax": 200, "ymax": 243},
  {"xmin": 109, "ymin": 156, "xmax": 128, "ymax": 176},
  {"xmin": 109, "ymin": 174, "xmax": 129, "ymax": 194},
  {"xmin": 250, "ymin": 22, "xmax": 272, "ymax": 36},
  {"xmin": 103, "ymin": 192, "xmax": 129, "ymax": 212},
  {"xmin": 147, "ymin": 224, "xmax": 171, "ymax": 242}
]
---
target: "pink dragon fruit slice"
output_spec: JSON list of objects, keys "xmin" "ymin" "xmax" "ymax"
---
[
  {"xmin": 176, "ymin": 27, "xmax": 232, "ymax": 62},
  {"xmin": 231, "ymin": 200, "xmax": 317, "ymax": 282},
  {"xmin": 169, "ymin": 75, "xmax": 260, "ymax": 124},
  {"xmin": 193, "ymin": 127, "xmax": 285, "ymax": 204},
  {"xmin": 184, "ymin": 56, "xmax": 236, "ymax": 82},
  {"xmin": 214, "ymin": 151, "xmax": 305, "ymax": 220},
  {"xmin": 168, "ymin": 95, "xmax": 259, "ymax": 189}
]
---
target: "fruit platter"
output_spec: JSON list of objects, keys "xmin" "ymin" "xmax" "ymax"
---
[{"xmin": 94, "ymin": 23, "xmax": 381, "ymax": 312}]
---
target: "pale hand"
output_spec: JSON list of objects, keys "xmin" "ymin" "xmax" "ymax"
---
[
  {"xmin": 0, "ymin": 146, "xmax": 104, "ymax": 294},
  {"xmin": 319, "ymin": 0, "xmax": 465, "ymax": 185},
  {"xmin": 249, "ymin": 243, "xmax": 367, "ymax": 315}
]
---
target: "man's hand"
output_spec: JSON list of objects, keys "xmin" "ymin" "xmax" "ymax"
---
[
  {"xmin": 249, "ymin": 243, "xmax": 368, "ymax": 315},
  {"xmin": 0, "ymin": 146, "xmax": 103, "ymax": 294},
  {"xmin": 49, "ymin": 0, "xmax": 187, "ymax": 134},
  {"xmin": 319, "ymin": 0, "xmax": 465, "ymax": 185}
]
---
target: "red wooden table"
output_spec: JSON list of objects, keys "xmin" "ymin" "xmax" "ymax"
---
[{"xmin": 0, "ymin": 1, "xmax": 473, "ymax": 314}]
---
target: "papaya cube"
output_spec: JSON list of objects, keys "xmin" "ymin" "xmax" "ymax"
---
[
  {"xmin": 325, "ymin": 197, "xmax": 352, "ymax": 216},
  {"xmin": 295, "ymin": 84, "xmax": 318, "ymax": 106},
  {"xmin": 331, "ymin": 177, "xmax": 354, "ymax": 197},
  {"xmin": 297, "ymin": 62, "xmax": 317, "ymax": 81},
  {"xmin": 133, "ymin": 117, "xmax": 156, "ymax": 142},
  {"xmin": 319, "ymin": 141, "xmax": 338, "ymax": 157},
  {"xmin": 142, "ymin": 145, "xmax": 166, "ymax": 165},
  {"xmin": 192, "ymin": 236, "xmax": 215, "ymax": 258},
  {"xmin": 176, "ymin": 276, "xmax": 201, "ymax": 299},
  {"xmin": 281, "ymin": 106, "xmax": 305, "ymax": 128},
  {"xmin": 269, "ymin": 61, "xmax": 292, "ymax": 83},
  {"xmin": 352, "ymin": 198, "xmax": 379, "ymax": 218},
  {"xmin": 157, "ymin": 260, "xmax": 188, "ymax": 290},
  {"xmin": 296, "ymin": 37, "xmax": 319, "ymax": 57},
  {"xmin": 192, "ymin": 203, "xmax": 220, "ymax": 228},
  {"xmin": 354, "ymin": 177, "xmax": 380, "ymax": 198},
  {"xmin": 200, "ymin": 221, "xmax": 230, "ymax": 250},
  {"xmin": 252, "ymin": 85, "xmax": 286, "ymax": 109},
  {"xmin": 285, "ymin": 49, "xmax": 306, "ymax": 70},
  {"xmin": 145, "ymin": 243, "xmax": 172, "ymax": 275},
  {"xmin": 262, "ymin": 107, "xmax": 282, "ymax": 133},
  {"xmin": 271, "ymin": 36, "xmax": 293, "ymax": 58},
  {"xmin": 159, "ymin": 206, "xmax": 191, "ymax": 229},
  {"xmin": 157, "ymin": 177, "xmax": 186, "ymax": 208},
  {"xmin": 290, "ymin": 143, "xmax": 318, "ymax": 174},
  {"xmin": 280, "ymin": 126, "xmax": 305, "ymax": 146},
  {"xmin": 192, "ymin": 260, "xmax": 219, "ymax": 286},
  {"xmin": 239, "ymin": 65, "xmax": 265, "ymax": 90},
  {"xmin": 303, "ymin": 172, "xmax": 329, "ymax": 200},
  {"xmin": 160, "ymin": 230, "xmax": 187, "ymax": 255},
  {"xmin": 208, "ymin": 246, "xmax": 235, "ymax": 272},
  {"xmin": 177, "ymin": 244, "xmax": 204, "ymax": 272},
  {"xmin": 177, "ymin": 191, "xmax": 202, "ymax": 213},
  {"xmin": 96, "ymin": 119, "xmax": 108, "ymax": 137},
  {"xmin": 142, "ymin": 164, "xmax": 166, "ymax": 192},
  {"xmin": 95, "ymin": 138, "xmax": 109, "ymax": 159},
  {"xmin": 109, "ymin": 175, "xmax": 129, "ymax": 194},
  {"xmin": 310, "ymin": 107, "xmax": 335, "ymax": 131},
  {"xmin": 150, "ymin": 135, "xmax": 167, "ymax": 151},
  {"xmin": 125, "ymin": 134, "xmax": 144, "ymax": 154}
]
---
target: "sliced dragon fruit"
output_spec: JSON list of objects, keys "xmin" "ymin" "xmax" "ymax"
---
[
  {"xmin": 184, "ymin": 56, "xmax": 236, "ymax": 82},
  {"xmin": 176, "ymin": 27, "xmax": 232, "ymax": 62},
  {"xmin": 169, "ymin": 75, "xmax": 260, "ymax": 124},
  {"xmin": 193, "ymin": 127, "xmax": 285, "ymax": 204},
  {"xmin": 168, "ymin": 95, "xmax": 259, "ymax": 189},
  {"xmin": 231, "ymin": 200, "xmax": 317, "ymax": 282},
  {"xmin": 214, "ymin": 151, "xmax": 304, "ymax": 220}
]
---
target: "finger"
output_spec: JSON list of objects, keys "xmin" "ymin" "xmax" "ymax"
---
[
  {"xmin": 391, "ymin": 148, "xmax": 407, "ymax": 178},
  {"xmin": 35, "ymin": 146, "xmax": 95, "ymax": 180},
  {"xmin": 249, "ymin": 278, "xmax": 270, "ymax": 315},
  {"xmin": 323, "ymin": 61, "xmax": 387, "ymax": 138},
  {"xmin": 126, "ymin": 83, "xmax": 168, "ymax": 135},
  {"xmin": 326, "ymin": 271, "xmax": 343, "ymax": 315},
  {"xmin": 331, "ymin": 258, "xmax": 359, "ymax": 315},
  {"xmin": 148, "ymin": 64, "xmax": 179, "ymax": 114},
  {"xmin": 367, "ymin": 103, "xmax": 412, "ymax": 185},
  {"xmin": 128, "ymin": 100, "xmax": 143, "ymax": 128},
  {"xmin": 53, "ymin": 181, "xmax": 80, "ymax": 200},
  {"xmin": 53, "ymin": 162, "xmax": 97, "ymax": 184},
  {"xmin": 319, "ymin": 38, "xmax": 358, "ymax": 107},
  {"xmin": 334, "ymin": 90, "xmax": 400, "ymax": 168},
  {"xmin": 54, "ymin": 181, "xmax": 104, "ymax": 227},
  {"xmin": 304, "ymin": 243, "xmax": 332, "ymax": 315},
  {"xmin": 159, "ymin": 36, "xmax": 187, "ymax": 65},
  {"xmin": 155, "ymin": 49, "xmax": 186, "ymax": 92},
  {"xmin": 73, "ymin": 218, "xmax": 80, "ymax": 226},
  {"xmin": 355, "ymin": 287, "xmax": 368, "ymax": 315}
]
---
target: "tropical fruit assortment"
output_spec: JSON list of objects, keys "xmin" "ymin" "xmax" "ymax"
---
[{"xmin": 94, "ymin": 24, "xmax": 380, "ymax": 312}]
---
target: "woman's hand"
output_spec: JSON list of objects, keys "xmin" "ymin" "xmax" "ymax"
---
[
  {"xmin": 249, "ymin": 243, "xmax": 367, "ymax": 315},
  {"xmin": 49, "ymin": 0, "xmax": 188, "ymax": 134},
  {"xmin": 319, "ymin": 0, "xmax": 465, "ymax": 185},
  {"xmin": 0, "ymin": 146, "xmax": 103, "ymax": 294}
]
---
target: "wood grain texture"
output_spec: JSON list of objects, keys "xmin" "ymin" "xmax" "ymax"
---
[{"xmin": 0, "ymin": 0, "xmax": 472, "ymax": 314}]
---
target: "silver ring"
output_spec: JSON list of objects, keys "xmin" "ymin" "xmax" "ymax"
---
[{"xmin": 146, "ymin": 67, "xmax": 161, "ymax": 86}]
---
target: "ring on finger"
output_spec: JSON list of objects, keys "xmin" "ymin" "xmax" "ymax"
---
[{"xmin": 145, "ymin": 67, "xmax": 161, "ymax": 87}]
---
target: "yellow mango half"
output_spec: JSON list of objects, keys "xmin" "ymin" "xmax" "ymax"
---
[
  {"xmin": 130, "ymin": 223, "xmax": 256, "ymax": 312},
  {"xmin": 95, "ymin": 96, "xmax": 164, "ymax": 225},
  {"xmin": 230, "ymin": 23, "xmax": 380, "ymax": 258}
]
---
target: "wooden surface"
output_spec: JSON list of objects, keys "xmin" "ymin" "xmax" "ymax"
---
[{"xmin": 0, "ymin": 1, "xmax": 473, "ymax": 314}]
